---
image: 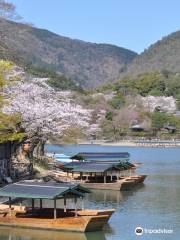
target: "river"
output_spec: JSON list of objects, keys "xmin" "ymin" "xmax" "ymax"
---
[{"xmin": 0, "ymin": 145, "xmax": 180, "ymax": 240}]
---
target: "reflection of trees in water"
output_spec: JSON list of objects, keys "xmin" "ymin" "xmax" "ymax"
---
[
  {"xmin": 87, "ymin": 190, "xmax": 125, "ymax": 204},
  {"xmin": 86, "ymin": 186, "xmax": 145, "ymax": 205},
  {"xmin": 86, "ymin": 231, "xmax": 107, "ymax": 240},
  {"xmin": 0, "ymin": 227, "xmax": 107, "ymax": 240},
  {"xmin": 142, "ymin": 174, "xmax": 180, "ymax": 214},
  {"xmin": 103, "ymin": 223, "xmax": 116, "ymax": 235}
]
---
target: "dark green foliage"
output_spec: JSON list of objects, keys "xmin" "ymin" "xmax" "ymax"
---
[
  {"xmin": 114, "ymin": 72, "xmax": 165, "ymax": 96},
  {"xmin": 108, "ymin": 93, "xmax": 125, "ymax": 109},
  {"xmin": 176, "ymin": 94, "xmax": 180, "ymax": 110},
  {"xmin": 151, "ymin": 112, "xmax": 180, "ymax": 130},
  {"xmin": 151, "ymin": 112, "xmax": 169, "ymax": 130},
  {"xmin": 47, "ymin": 77, "xmax": 81, "ymax": 92},
  {"xmin": 126, "ymin": 30, "xmax": 180, "ymax": 76},
  {"xmin": 105, "ymin": 111, "xmax": 113, "ymax": 121},
  {"xmin": 25, "ymin": 65, "xmax": 84, "ymax": 92},
  {"xmin": 103, "ymin": 72, "xmax": 180, "ymax": 100},
  {"xmin": 165, "ymin": 74, "xmax": 180, "ymax": 97}
]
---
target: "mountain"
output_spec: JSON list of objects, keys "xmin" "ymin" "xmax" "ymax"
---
[
  {"xmin": 0, "ymin": 18, "xmax": 137, "ymax": 88},
  {"xmin": 125, "ymin": 30, "xmax": 180, "ymax": 76}
]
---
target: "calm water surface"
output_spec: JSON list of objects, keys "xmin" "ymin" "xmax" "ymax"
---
[{"xmin": 0, "ymin": 145, "xmax": 180, "ymax": 240}]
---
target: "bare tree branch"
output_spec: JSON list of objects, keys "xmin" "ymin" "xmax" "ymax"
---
[{"xmin": 0, "ymin": 0, "xmax": 22, "ymax": 20}]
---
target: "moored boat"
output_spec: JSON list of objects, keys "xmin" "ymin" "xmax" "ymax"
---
[
  {"xmin": 47, "ymin": 153, "xmax": 73, "ymax": 163},
  {"xmin": 0, "ymin": 181, "xmax": 114, "ymax": 232},
  {"xmin": 81, "ymin": 175, "xmax": 147, "ymax": 191},
  {"xmin": 60, "ymin": 158, "xmax": 147, "ymax": 191}
]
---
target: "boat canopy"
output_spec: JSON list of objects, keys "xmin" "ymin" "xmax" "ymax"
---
[
  {"xmin": 0, "ymin": 181, "xmax": 90, "ymax": 199},
  {"xmin": 71, "ymin": 152, "xmax": 130, "ymax": 161},
  {"xmin": 63, "ymin": 161, "xmax": 134, "ymax": 173}
]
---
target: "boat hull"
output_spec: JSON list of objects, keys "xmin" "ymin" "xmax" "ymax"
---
[
  {"xmin": 0, "ymin": 207, "xmax": 112, "ymax": 232},
  {"xmin": 82, "ymin": 175, "xmax": 147, "ymax": 191}
]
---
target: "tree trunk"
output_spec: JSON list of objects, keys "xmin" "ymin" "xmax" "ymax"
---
[
  {"xmin": 10, "ymin": 140, "xmax": 33, "ymax": 178},
  {"xmin": 10, "ymin": 136, "xmax": 47, "ymax": 179},
  {"xmin": 14, "ymin": 140, "xmax": 30, "ymax": 161},
  {"xmin": 33, "ymin": 139, "xmax": 46, "ymax": 158},
  {"xmin": 39, "ymin": 139, "xmax": 46, "ymax": 156}
]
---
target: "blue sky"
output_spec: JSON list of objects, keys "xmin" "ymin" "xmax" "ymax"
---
[{"xmin": 11, "ymin": 0, "xmax": 180, "ymax": 53}]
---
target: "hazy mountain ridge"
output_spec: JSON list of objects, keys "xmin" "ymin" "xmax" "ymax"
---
[
  {"xmin": 125, "ymin": 30, "xmax": 180, "ymax": 76},
  {"xmin": 1, "ymin": 18, "xmax": 180, "ymax": 88},
  {"xmin": 0, "ymin": 18, "xmax": 137, "ymax": 88}
]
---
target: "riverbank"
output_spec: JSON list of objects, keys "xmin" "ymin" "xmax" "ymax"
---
[{"xmin": 77, "ymin": 140, "xmax": 180, "ymax": 147}]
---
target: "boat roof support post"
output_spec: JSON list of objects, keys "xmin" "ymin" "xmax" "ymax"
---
[
  {"xmin": 40, "ymin": 199, "xmax": 42, "ymax": 209},
  {"xmin": 64, "ymin": 197, "xmax": 67, "ymax": 212},
  {"xmin": 80, "ymin": 172, "xmax": 83, "ymax": 182},
  {"xmin": 74, "ymin": 197, "xmax": 78, "ymax": 217},
  {"xmin": 54, "ymin": 198, "xmax": 57, "ymax": 219},
  {"xmin": 81, "ymin": 197, "xmax": 84, "ymax": 210},
  {"xmin": 20, "ymin": 199, "xmax": 22, "ymax": 211},
  {"xmin": 9, "ymin": 197, "xmax": 11, "ymax": 216},
  {"xmin": 32, "ymin": 199, "xmax": 34, "ymax": 212},
  {"xmin": 104, "ymin": 172, "xmax": 106, "ymax": 183},
  {"xmin": 9, "ymin": 197, "xmax": 11, "ymax": 209},
  {"xmin": 94, "ymin": 172, "xmax": 97, "ymax": 181},
  {"xmin": 110, "ymin": 171, "xmax": 113, "ymax": 181}
]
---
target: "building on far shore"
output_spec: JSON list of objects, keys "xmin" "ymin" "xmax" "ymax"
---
[{"xmin": 129, "ymin": 124, "xmax": 144, "ymax": 132}]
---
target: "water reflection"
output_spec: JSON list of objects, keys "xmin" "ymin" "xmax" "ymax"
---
[
  {"xmin": 87, "ymin": 184, "xmax": 145, "ymax": 205},
  {"xmin": 0, "ymin": 227, "xmax": 107, "ymax": 240},
  {"xmin": 21, "ymin": 184, "xmax": 145, "ymax": 211}
]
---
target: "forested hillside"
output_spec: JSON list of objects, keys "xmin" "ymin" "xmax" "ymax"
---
[
  {"xmin": 0, "ymin": 18, "xmax": 137, "ymax": 88},
  {"xmin": 125, "ymin": 31, "xmax": 180, "ymax": 76}
]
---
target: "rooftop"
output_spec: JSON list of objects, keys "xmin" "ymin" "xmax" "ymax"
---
[
  {"xmin": 71, "ymin": 152, "xmax": 130, "ymax": 161},
  {"xmin": 0, "ymin": 181, "xmax": 90, "ymax": 199},
  {"xmin": 63, "ymin": 161, "xmax": 133, "ymax": 173}
]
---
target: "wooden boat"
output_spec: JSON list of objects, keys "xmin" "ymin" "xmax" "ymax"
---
[
  {"xmin": 0, "ymin": 207, "xmax": 112, "ymax": 232},
  {"xmin": 82, "ymin": 175, "xmax": 147, "ymax": 191},
  {"xmin": 76, "ymin": 208, "xmax": 115, "ymax": 221},
  {"xmin": 60, "ymin": 157, "xmax": 147, "ymax": 191},
  {"xmin": 119, "ymin": 174, "xmax": 147, "ymax": 190},
  {"xmin": 0, "ymin": 181, "xmax": 115, "ymax": 232}
]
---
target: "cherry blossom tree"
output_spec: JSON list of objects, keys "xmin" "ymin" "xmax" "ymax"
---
[{"xmin": 4, "ymin": 81, "xmax": 91, "ymax": 158}]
